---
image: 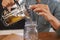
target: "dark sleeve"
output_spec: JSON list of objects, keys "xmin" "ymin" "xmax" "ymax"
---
[
  {"xmin": 0, "ymin": 0, "xmax": 5, "ymax": 29},
  {"xmin": 0, "ymin": 0, "xmax": 4, "ymax": 20}
]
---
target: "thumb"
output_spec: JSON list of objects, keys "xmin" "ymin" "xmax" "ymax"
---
[{"xmin": 7, "ymin": 6, "xmax": 11, "ymax": 12}]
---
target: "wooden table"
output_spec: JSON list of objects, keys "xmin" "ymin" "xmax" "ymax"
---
[
  {"xmin": 0, "ymin": 32, "xmax": 60, "ymax": 40},
  {"xmin": 38, "ymin": 32, "xmax": 60, "ymax": 40},
  {"xmin": 0, "ymin": 29, "xmax": 23, "ymax": 40},
  {"xmin": 0, "ymin": 34, "xmax": 23, "ymax": 40}
]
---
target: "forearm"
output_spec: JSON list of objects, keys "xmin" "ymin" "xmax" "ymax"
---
[{"xmin": 48, "ymin": 15, "xmax": 60, "ymax": 30}]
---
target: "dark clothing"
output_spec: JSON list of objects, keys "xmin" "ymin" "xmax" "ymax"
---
[{"xmin": 0, "ymin": 0, "xmax": 25, "ymax": 30}]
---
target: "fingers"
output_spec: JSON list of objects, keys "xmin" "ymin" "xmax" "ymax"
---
[
  {"xmin": 29, "ymin": 5, "xmax": 38, "ymax": 10},
  {"xmin": 7, "ymin": 6, "xmax": 11, "ymax": 12},
  {"xmin": 36, "ymin": 11, "xmax": 47, "ymax": 16},
  {"xmin": 29, "ymin": 4, "xmax": 51, "ymax": 17},
  {"xmin": 2, "ymin": 0, "xmax": 15, "ymax": 11},
  {"xmin": 11, "ymin": 0, "xmax": 14, "ymax": 4},
  {"xmin": 29, "ymin": 4, "xmax": 42, "ymax": 10},
  {"xmin": 33, "ymin": 8, "xmax": 47, "ymax": 13},
  {"xmin": 29, "ymin": 4, "xmax": 50, "ymax": 15},
  {"xmin": 7, "ymin": 0, "xmax": 14, "ymax": 7},
  {"xmin": 2, "ymin": 0, "xmax": 9, "ymax": 7},
  {"xmin": 30, "ymin": 4, "xmax": 49, "ymax": 10},
  {"xmin": 2, "ymin": 0, "xmax": 14, "ymax": 7},
  {"xmin": 10, "ymin": 0, "xmax": 15, "ymax": 6},
  {"xmin": 29, "ymin": 4, "xmax": 52, "ymax": 21}
]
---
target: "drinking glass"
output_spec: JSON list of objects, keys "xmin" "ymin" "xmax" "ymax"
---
[{"xmin": 24, "ymin": 21, "xmax": 38, "ymax": 40}]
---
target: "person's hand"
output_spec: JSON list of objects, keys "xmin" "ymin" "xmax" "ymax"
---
[
  {"xmin": 2, "ymin": 0, "xmax": 14, "ymax": 11},
  {"xmin": 30, "ymin": 4, "xmax": 54, "ymax": 21}
]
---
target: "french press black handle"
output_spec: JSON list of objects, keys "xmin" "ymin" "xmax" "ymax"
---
[{"xmin": 14, "ymin": 0, "xmax": 20, "ymax": 6}]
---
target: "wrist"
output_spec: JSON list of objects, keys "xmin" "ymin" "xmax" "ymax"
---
[
  {"xmin": 47, "ymin": 14, "xmax": 54, "ymax": 21},
  {"xmin": 48, "ymin": 14, "xmax": 60, "ymax": 29}
]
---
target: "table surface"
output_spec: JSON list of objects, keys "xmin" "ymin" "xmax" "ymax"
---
[
  {"xmin": 0, "ymin": 29, "xmax": 24, "ymax": 40},
  {"xmin": 38, "ymin": 32, "xmax": 60, "ymax": 40},
  {"xmin": 0, "ymin": 29, "xmax": 23, "ymax": 35},
  {"xmin": 0, "ymin": 32, "xmax": 60, "ymax": 40}
]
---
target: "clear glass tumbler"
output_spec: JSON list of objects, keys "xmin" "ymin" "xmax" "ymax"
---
[{"xmin": 24, "ymin": 21, "xmax": 38, "ymax": 40}]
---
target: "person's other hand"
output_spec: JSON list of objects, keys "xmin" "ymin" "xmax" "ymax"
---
[
  {"xmin": 30, "ymin": 4, "xmax": 54, "ymax": 21},
  {"xmin": 2, "ymin": 0, "xmax": 14, "ymax": 11}
]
